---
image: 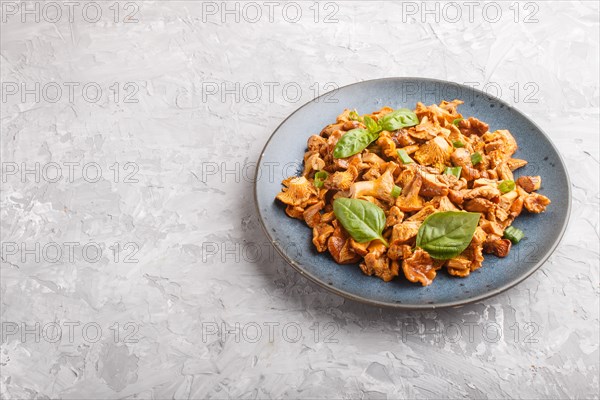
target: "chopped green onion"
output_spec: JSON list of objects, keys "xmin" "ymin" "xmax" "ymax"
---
[
  {"xmin": 498, "ymin": 180, "xmax": 516, "ymax": 194},
  {"xmin": 452, "ymin": 118, "xmax": 463, "ymax": 126},
  {"xmin": 348, "ymin": 110, "xmax": 361, "ymax": 121},
  {"xmin": 444, "ymin": 166, "xmax": 462, "ymax": 179},
  {"xmin": 314, "ymin": 171, "xmax": 328, "ymax": 188},
  {"xmin": 452, "ymin": 140, "xmax": 465, "ymax": 148},
  {"xmin": 391, "ymin": 185, "xmax": 402, "ymax": 198},
  {"xmin": 471, "ymin": 152, "xmax": 483, "ymax": 166},
  {"xmin": 503, "ymin": 226, "xmax": 524, "ymax": 244},
  {"xmin": 397, "ymin": 149, "xmax": 413, "ymax": 164}
]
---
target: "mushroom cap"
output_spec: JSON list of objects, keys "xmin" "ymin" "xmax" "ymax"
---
[{"xmin": 276, "ymin": 176, "xmax": 317, "ymax": 206}]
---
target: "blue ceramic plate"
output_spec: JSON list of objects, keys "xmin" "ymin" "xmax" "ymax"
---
[{"xmin": 255, "ymin": 78, "xmax": 570, "ymax": 309}]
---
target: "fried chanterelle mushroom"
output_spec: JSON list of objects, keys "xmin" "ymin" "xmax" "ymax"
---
[{"xmin": 275, "ymin": 101, "xmax": 551, "ymax": 286}]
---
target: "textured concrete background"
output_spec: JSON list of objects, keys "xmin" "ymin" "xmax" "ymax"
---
[{"xmin": 1, "ymin": 1, "xmax": 598, "ymax": 399}]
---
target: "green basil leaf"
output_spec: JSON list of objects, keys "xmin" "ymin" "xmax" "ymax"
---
[
  {"xmin": 333, "ymin": 198, "xmax": 388, "ymax": 246},
  {"xmin": 363, "ymin": 115, "xmax": 382, "ymax": 134},
  {"xmin": 416, "ymin": 211, "xmax": 480, "ymax": 259},
  {"xmin": 333, "ymin": 128, "xmax": 379, "ymax": 159},
  {"xmin": 379, "ymin": 108, "xmax": 419, "ymax": 131},
  {"xmin": 452, "ymin": 118, "xmax": 463, "ymax": 127}
]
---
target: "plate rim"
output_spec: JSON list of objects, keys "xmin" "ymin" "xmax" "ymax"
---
[{"xmin": 254, "ymin": 77, "xmax": 572, "ymax": 310}]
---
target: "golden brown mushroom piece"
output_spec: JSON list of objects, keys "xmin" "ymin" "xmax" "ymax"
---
[
  {"xmin": 466, "ymin": 243, "xmax": 485, "ymax": 272},
  {"xmin": 276, "ymin": 176, "xmax": 317, "ymax": 207},
  {"xmin": 307, "ymin": 135, "xmax": 327, "ymax": 154},
  {"xmin": 413, "ymin": 136, "xmax": 453, "ymax": 171},
  {"xmin": 507, "ymin": 158, "xmax": 528, "ymax": 171},
  {"xmin": 448, "ymin": 245, "xmax": 484, "ymax": 277},
  {"xmin": 327, "ymin": 223, "xmax": 361, "ymax": 264},
  {"xmin": 480, "ymin": 220, "xmax": 505, "ymax": 237},
  {"xmin": 438, "ymin": 99, "xmax": 464, "ymax": 120},
  {"xmin": 342, "ymin": 120, "xmax": 360, "ymax": 131},
  {"xmin": 482, "ymin": 169, "xmax": 499, "ymax": 180},
  {"xmin": 360, "ymin": 242, "xmax": 399, "ymax": 282},
  {"xmin": 390, "ymin": 220, "xmax": 421, "ymax": 244},
  {"xmin": 446, "ymin": 226, "xmax": 486, "ymax": 276},
  {"xmin": 302, "ymin": 151, "xmax": 325, "ymax": 177},
  {"xmin": 450, "ymin": 148, "xmax": 480, "ymax": 181},
  {"xmin": 362, "ymin": 152, "xmax": 386, "ymax": 168},
  {"xmin": 516, "ymin": 176, "xmax": 542, "ymax": 193},
  {"xmin": 463, "ymin": 185, "xmax": 501, "ymax": 201},
  {"xmin": 496, "ymin": 162, "xmax": 514, "ymax": 181},
  {"xmin": 447, "ymin": 189, "xmax": 464, "ymax": 205},
  {"xmin": 303, "ymin": 201, "xmax": 325, "ymax": 228},
  {"xmin": 483, "ymin": 237, "xmax": 512, "ymax": 258},
  {"xmin": 324, "ymin": 129, "xmax": 344, "ymax": 154},
  {"xmin": 392, "ymin": 129, "xmax": 417, "ymax": 147},
  {"xmin": 463, "ymin": 198, "xmax": 495, "ymax": 213},
  {"xmin": 395, "ymin": 168, "xmax": 425, "ymax": 212},
  {"xmin": 508, "ymin": 196, "xmax": 525, "ymax": 219},
  {"xmin": 524, "ymin": 192, "xmax": 551, "ymax": 213},
  {"xmin": 285, "ymin": 205, "xmax": 305, "ymax": 220},
  {"xmin": 415, "ymin": 100, "xmax": 463, "ymax": 126},
  {"xmin": 387, "ymin": 244, "xmax": 412, "ymax": 261},
  {"xmin": 349, "ymin": 239, "xmax": 370, "ymax": 257},
  {"xmin": 377, "ymin": 132, "xmax": 398, "ymax": 159},
  {"xmin": 484, "ymin": 130, "xmax": 518, "ymax": 167},
  {"xmin": 446, "ymin": 256, "xmax": 471, "ymax": 277},
  {"xmin": 408, "ymin": 116, "xmax": 439, "ymax": 141},
  {"xmin": 312, "ymin": 223, "xmax": 334, "ymax": 253},
  {"xmin": 497, "ymin": 190, "xmax": 519, "ymax": 211},
  {"xmin": 385, "ymin": 206, "xmax": 404, "ymax": 228},
  {"xmin": 325, "ymin": 165, "xmax": 359, "ymax": 191},
  {"xmin": 435, "ymin": 196, "xmax": 460, "ymax": 211},
  {"xmin": 406, "ymin": 205, "xmax": 437, "ymax": 222},
  {"xmin": 458, "ymin": 117, "xmax": 489, "ymax": 136},
  {"xmin": 402, "ymin": 249, "xmax": 437, "ymax": 286},
  {"xmin": 371, "ymin": 106, "xmax": 394, "ymax": 117},
  {"xmin": 419, "ymin": 171, "xmax": 450, "ymax": 197},
  {"xmin": 320, "ymin": 121, "xmax": 345, "ymax": 138},
  {"xmin": 348, "ymin": 163, "xmax": 397, "ymax": 204},
  {"xmin": 332, "ymin": 153, "xmax": 365, "ymax": 172}
]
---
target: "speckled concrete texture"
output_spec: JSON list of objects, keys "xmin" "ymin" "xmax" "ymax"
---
[{"xmin": 1, "ymin": 1, "xmax": 598, "ymax": 399}]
